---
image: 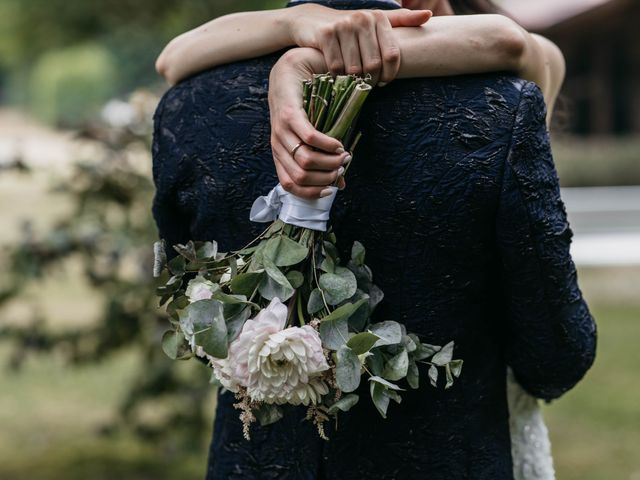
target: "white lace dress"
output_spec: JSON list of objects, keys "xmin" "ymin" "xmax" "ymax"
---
[{"xmin": 508, "ymin": 369, "xmax": 556, "ymax": 480}]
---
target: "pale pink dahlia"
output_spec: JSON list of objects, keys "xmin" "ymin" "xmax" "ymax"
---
[{"xmin": 211, "ymin": 297, "xmax": 329, "ymax": 405}]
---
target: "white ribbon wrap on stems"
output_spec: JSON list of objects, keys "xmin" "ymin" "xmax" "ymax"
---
[{"xmin": 249, "ymin": 184, "xmax": 338, "ymax": 232}]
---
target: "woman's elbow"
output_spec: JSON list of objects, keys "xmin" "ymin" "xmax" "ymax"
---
[
  {"xmin": 155, "ymin": 47, "xmax": 179, "ymax": 86},
  {"xmin": 490, "ymin": 15, "xmax": 529, "ymax": 71}
]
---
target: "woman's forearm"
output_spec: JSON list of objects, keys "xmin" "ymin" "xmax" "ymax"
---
[
  {"xmin": 156, "ymin": 8, "xmax": 295, "ymax": 86},
  {"xmin": 393, "ymin": 15, "xmax": 563, "ymax": 121},
  {"xmin": 394, "ymin": 15, "xmax": 543, "ymax": 84}
]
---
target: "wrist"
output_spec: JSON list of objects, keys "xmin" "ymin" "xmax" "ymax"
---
[{"xmin": 279, "ymin": 5, "xmax": 307, "ymax": 47}]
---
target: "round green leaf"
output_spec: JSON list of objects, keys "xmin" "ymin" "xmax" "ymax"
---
[
  {"xmin": 263, "ymin": 236, "xmax": 309, "ymax": 267},
  {"xmin": 336, "ymin": 345, "xmax": 361, "ymax": 393},
  {"xmin": 347, "ymin": 332, "xmax": 380, "ymax": 355},
  {"xmin": 319, "ymin": 266, "xmax": 357, "ymax": 305},
  {"xmin": 286, "ymin": 270, "xmax": 304, "ymax": 289},
  {"xmin": 382, "ymin": 349, "xmax": 409, "ymax": 381}
]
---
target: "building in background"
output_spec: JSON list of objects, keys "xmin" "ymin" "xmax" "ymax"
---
[{"xmin": 501, "ymin": 0, "xmax": 640, "ymax": 136}]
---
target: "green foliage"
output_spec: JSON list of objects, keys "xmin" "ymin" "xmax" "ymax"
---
[
  {"xmin": 0, "ymin": 91, "xmax": 213, "ymax": 448},
  {"xmin": 29, "ymin": 43, "xmax": 117, "ymax": 126},
  {"xmin": 0, "ymin": 0, "xmax": 282, "ymax": 119}
]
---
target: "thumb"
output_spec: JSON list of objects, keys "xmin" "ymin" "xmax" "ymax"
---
[{"xmin": 385, "ymin": 9, "xmax": 432, "ymax": 27}]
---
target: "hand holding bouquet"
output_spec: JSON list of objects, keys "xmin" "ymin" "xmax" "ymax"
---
[{"xmin": 154, "ymin": 74, "xmax": 462, "ymax": 440}]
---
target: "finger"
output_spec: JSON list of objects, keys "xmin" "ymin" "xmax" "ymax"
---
[
  {"xmin": 287, "ymin": 109, "xmax": 344, "ymax": 153},
  {"xmin": 320, "ymin": 31, "xmax": 345, "ymax": 76},
  {"xmin": 274, "ymin": 142, "xmax": 342, "ymax": 187},
  {"xmin": 385, "ymin": 9, "xmax": 432, "ymax": 27},
  {"xmin": 356, "ymin": 26, "xmax": 383, "ymax": 81},
  {"xmin": 337, "ymin": 176, "xmax": 346, "ymax": 190},
  {"xmin": 337, "ymin": 27, "xmax": 362, "ymax": 75},
  {"xmin": 294, "ymin": 145, "xmax": 348, "ymax": 171},
  {"xmin": 375, "ymin": 15, "xmax": 401, "ymax": 84},
  {"xmin": 278, "ymin": 126, "xmax": 348, "ymax": 172},
  {"xmin": 275, "ymin": 163, "xmax": 326, "ymax": 199}
]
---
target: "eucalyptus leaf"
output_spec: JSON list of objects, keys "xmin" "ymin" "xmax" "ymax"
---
[
  {"xmin": 368, "ymin": 375, "xmax": 404, "ymax": 391},
  {"xmin": 347, "ymin": 332, "xmax": 380, "ymax": 355},
  {"xmin": 167, "ymin": 255, "xmax": 186, "ymax": 276},
  {"xmin": 230, "ymin": 271, "xmax": 263, "ymax": 297},
  {"xmin": 166, "ymin": 295, "xmax": 190, "ymax": 320},
  {"xmin": 319, "ymin": 298, "xmax": 367, "ymax": 350},
  {"xmin": 336, "ymin": 345, "xmax": 361, "ymax": 393},
  {"xmin": 445, "ymin": 364, "xmax": 455, "ymax": 389},
  {"xmin": 320, "ymin": 256, "xmax": 336, "ymax": 274},
  {"xmin": 327, "ymin": 394, "xmax": 359, "ymax": 414},
  {"xmin": 368, "ymin": 284, "xmax": 384, "ymax": 311},
  {"xmin": 428, "ymin": 365, "xmax": 439, "ymax": 387},
  {"xmin": 319, "ymin": 316, "xmax": 349, "ymax": 350},
  {"xmin": 384, "ymin": 389, "xmax": 402, "ymax": 404},
  {"xmin": 351, "ymin": 241, "xmax": 366, "ymax": 266},
  {"xmin": 322, "ymin": 241, "xmax": 340, "ymax": 263},
  {"xmin": 407, "ymin": 360, "xmax": 420, "ymax": 389},
  {"xmin": 263, "ymin": 236, "xmax": 309, "ymax": 267},
  {"xmin": 286, "ymin": 270, "xmax": 304, "ymax": 289},
  {"xmin": 382, "ymin": 349, "xmax": 409, "ymax": 381},
  {"xmin": 450, "ymin": 359, "xmax": 464, "ymax": 378},
  {"xmin": 432, "ymin": 341, "xmax": 454, "ymax": 366},
  {"xmin": 319, "ymin": 266, "xmax": 357, "ymax": 305},
  {"xmin": 369, "ymin": 381, "xmax": 390, "ymax": 418},
  {"xmin": 346, "ymin": 290, "xmax": 370, "ymax": 331},
  {"xmin": 307, "ymin": 288, "xmax": 325, "ymax": 315},
  {"xmin": 370, "ymin": 321, "xmax": 403, "ymax": 347},
  {"xmin": 180, "ymin": 299, "xmax": 228, "ymax": 359},
  {"xmin": 346, "ymin": 261, "xmax": 373, "ymax": 287},
  {"xmin": 174, "ymin": 241, "xmax": 197, "ymax": 262},
  {"xmin": 259, "ymin": 274, "xmax": 295, "ymax": 301},
  {"xmin": 402, "ymin": 334, "xmax": 417, "ymax": 353},
  {"xmin": 226, "ymin": 305, "xmax": 252, "ymax": 342},
  {"xmin": 415, "ymin": 342, "xmax": 441, "ymax": 361},
  {"xmin": 366, "ymin": 349, "xmax": 385, "ymax": 377},
  {"xmin": 196, "ymin": 240, "xmax": 218, "ymax": 260},
  {"xmin": 254, "ymin": 404, "xmax": 284, "ymax": 426},
  {"xmin": 161, "ymin": 329, "xmax": 185, "ymax": 360}
]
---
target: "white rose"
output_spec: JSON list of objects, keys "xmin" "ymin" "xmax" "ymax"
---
[{"xmin": 185, "ymin": 276, "xmax": 216, "ymax": 302}]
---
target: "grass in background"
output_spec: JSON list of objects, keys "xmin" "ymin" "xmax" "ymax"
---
[
  {"xmin": 553, "ymin": 136, "xmax": 640, "ymax": 187},
  {"xmin": 545, "ymin": 303, "xmax": 640, "ymax": 480}
]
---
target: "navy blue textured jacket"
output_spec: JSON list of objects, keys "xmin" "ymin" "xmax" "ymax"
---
[{"xmin": 152, "ymin": 1, "xmax": 596, "ymax": 478}]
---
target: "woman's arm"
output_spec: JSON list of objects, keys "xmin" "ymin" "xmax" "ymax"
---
[
  {"xmin": 268, "ymin": 21, "xmax": 566, "ymax": 199},
  {"xmin": 391, "ymin": 15, "xmax": 565, "ymax": 121},
  {"xmin": 155, "ymin": 4, "xmax": 432, "ymax": 86}
]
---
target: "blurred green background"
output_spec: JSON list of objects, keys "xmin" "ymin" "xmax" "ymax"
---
[{"xmin": 0, "ymin": 1, "xmax": 638, "ymax": 479}]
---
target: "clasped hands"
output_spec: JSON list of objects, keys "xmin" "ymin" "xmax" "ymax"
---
[{"xmin": 270, "ymin": 4, "xmax": 432, "ymax": 199}]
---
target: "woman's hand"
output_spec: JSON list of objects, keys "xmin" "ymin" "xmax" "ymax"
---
[
  {"xmin": 269, "ymin": 48, "xmax": 349, "ymax": 199},
  {"xmin": 286, "ymin": 4, "xmax": 432, "ymax": 85}
]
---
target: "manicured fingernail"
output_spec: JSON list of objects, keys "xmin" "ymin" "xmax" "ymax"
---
[
  {"xmin": 335, "ymin": 147, "xmax": 345, "ymax": 154},
  {"xmin": 320, "ymin": 188, "xmax": 333, "ymax": 198},
  {"xmin": 378, "ymin": 81, "xmax": 387, "ymax": 87},
  {"xmin": 337, "ymin": 166, "xmax": 345, "ymax": 176},
  {"xmin": 342, "ymin": 155, "xmax": 352, "ymax": 165}
]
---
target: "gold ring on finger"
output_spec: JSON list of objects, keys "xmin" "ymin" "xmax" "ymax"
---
[{"xmin": 290, "ymin": 142, "xmax": 304, "ymax": 159}]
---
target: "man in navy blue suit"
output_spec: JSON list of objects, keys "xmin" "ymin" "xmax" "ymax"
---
[{"xmin": 152, "ymin": 1, "xmax": 596, "ymax": 478}]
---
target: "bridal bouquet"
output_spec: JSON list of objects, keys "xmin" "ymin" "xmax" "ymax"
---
[{"xmin": 153, "ymin": 74, "xmax": 462, "ymax": 440}]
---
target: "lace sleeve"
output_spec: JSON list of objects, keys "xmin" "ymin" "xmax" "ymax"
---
[{"xmin": 496, "ymin": 82, "xmax": 597, "ymax": 401}]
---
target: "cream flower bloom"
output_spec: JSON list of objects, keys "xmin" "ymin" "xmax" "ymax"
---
[
  {"xmin": 185, "ymin": 276, "xmax": 216, "ymax": 302},
  {"xmin": 211, "ymin": 297, "xmax": 329, "ymax": 405}
]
